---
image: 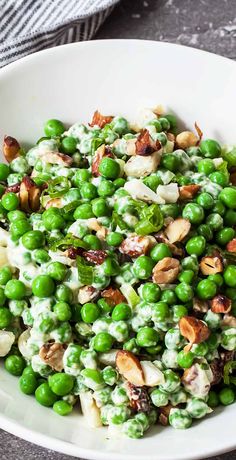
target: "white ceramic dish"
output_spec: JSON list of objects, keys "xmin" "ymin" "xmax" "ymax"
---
[{"xmin": 0, "ymin": 40, "xmax": 235, "ymax": 460}]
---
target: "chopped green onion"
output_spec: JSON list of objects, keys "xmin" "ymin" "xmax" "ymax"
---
[
  {"xmin": 77, "ymin": 256, "xmax": 94, "ymax": 285},
  {"xmin": 135, "ymin": 204, "xmax": 164, "ymax": 235},
  {"xmin": 48, "ymin": 177, "xmax": 70, "ymax": 198},
  {"xmin": 224, "ymin": 361, "xmax": 236, "ymax": 386},
  {"xmin": 50, "ymin": 233, "xmax": 89, "ymax": 251}
]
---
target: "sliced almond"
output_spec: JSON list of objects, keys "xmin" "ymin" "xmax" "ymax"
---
[
  {"xmin": 140, "ymin": 361, "xmax": 165, "ymax": 387},
  {"xmin": 200, "ymin": 255, "xmax": 223, "ymax": 275},
  {"xmin": 29, "ymin": 186, "xmax": 41, "ymax": 211},
  {"xmin": 19, "ymin": 176, "xmax": 41, "ymax": 212},
  {"xmin": 3, "ymin": 135, "xmax": 21, "ymax": 163},
  {"xmin": 193, "ymin": 297, "xmax": 209, "ymax": 314},
  {"xmin": 45, "ymin": 198, "xmax": 63, "ymax": 209},
  {"xmin": 221, "ymin": 314, "xmax": 236, "ymax": 328},
  {"xmin": 176, "ymin": 131, "xmax": 198, "ymax": 149},
  {"xmin": 179, "ymin": 316, "xmax": 210, "ymax": 344},
  {"xmin": 226, "ymin": 238, "xmax": 236, "ymax": 253},
  {"xmin": 152, "ymin": 257, "xmax": 180, "ymax": 284},
  {"xmin": 78, "ymin": 286, "xmax": 99, "ymax": 304},
  {"xmin": 39, "ymin": 342, "xmax": 66, "ymax": 372},
  {"xmin": 120, "ymin": 234, "xmax": 155, "ymax": 258},
  {"xmin": 155, "ymin": 232, "xmax": 184, "ymax": 257},
  {"xmin": 164, "ymin": 218, "xmax": 191, "ymax": 244},
  {"xmin": 179, "ymin": 185, "xmax": 201, "ymax": 200},
  {"xmin": 210, "ymin": 294, "xmax": 231, "ymax": 314},
  {"xmin": 116, "ymin": 350, "xmax": 145, "ymax": 386}
]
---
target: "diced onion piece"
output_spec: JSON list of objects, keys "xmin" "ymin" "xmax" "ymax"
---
[
  {"xmin": 156, "ymin": 183, "xmax": 179, "ymax": 203},
  {"xmin": 120, "ymin": 283, "xmax": 140, "ymax": 308}
]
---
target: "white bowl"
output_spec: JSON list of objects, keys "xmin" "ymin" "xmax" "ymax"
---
[{"xmin": 0, "ymin": 40, "xmax": 235, "ymax": 460}]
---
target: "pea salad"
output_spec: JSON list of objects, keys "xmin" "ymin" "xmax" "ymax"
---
[{"xmin": 0, "ymin": 108, "xmax": 235, "ymax": 439}]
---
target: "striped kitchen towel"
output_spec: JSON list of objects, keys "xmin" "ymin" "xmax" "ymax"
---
[{"xmin": 0, "ymin": 0, "xmax": 120, "ymax": 68}]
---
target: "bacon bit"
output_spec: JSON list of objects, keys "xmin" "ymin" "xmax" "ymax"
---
[
  {"xmin": 152, "ymin": 257, "xmax": 180, "ymax": 284},
  {"xmin": 194, "ymin": 122, "xmax": 203, "ymax": 143},
  {"xmin": 66, "ymin": 247, "xmax": 85, "ymax": 259},
  {"xmin": 155, "ymin": 232, "xmax": 184, "ymax": 257},
  {"xmin": 226, "ymin": 238, "xmax": 236, "ymax": 253},
  {"xmin": 176, "ymin": 131, "xmax": 198, "ymax": 149},
  {"xmin": 210, "ymin": 294, "xmax": 232, "ymax": 314},
  {"xmin": 116, "ymin": 350, "xmax": 145, "ymax": 386},
  {"xmin": 78, "ymin": 286, "xmax": 99, "ymax": 304},
  {"xmin": 45, "ymin": 198, "xmax": 63, "ymax": 209},
  {"xmin": 200, "ymin": 255, "xmax": 223, "ymax": 275},
  {"xmin": 90, "ymin": 110, "xmax": 113, "ymax": 128},
  {"xmin": 164, "ymin": 218, "xmax": 191, "ymax": 244},
  {"xmin": 101, "ymin": 287, "xmax": 126, "ymax": 306},
  {"xmin": 127, "ymin": 383, "xmax": 150, "ymax": 413},
  {"xmin": 83, "ymin": 250, "xmax": 107, "ymax": 265},
  {"xmin": 119, "ymin": 235, "xmax": 155, "ymax": 258},
  {"xmin": 91, "ymin": 144, "xmax": 114, "ymax": 177},
  {"xmin": 221, "ymin": 314, "xmax": 236, "ymax": 328},
  {"xmin": 193, "ymin": 298, "xmax": 209, "ymax": 315},
  {"xmin": 135, "ymin": 129, "xmax": 161, "ymax": 156},
  {"xmin": 39, "ymin": 342, "xmax": 66, "ymax": 372},
  {"xmin": 3, "ymin": 135, "xmax": 21, "ymax": 163},
  {"xmin": 179, "ymin": 316, "xmax": 210, "ymax": 344},
  {"xmin": 179, "ymin": 184, "xmax": 201, "ymax": 200},
  {"xmin": 5, "ymin": 183, "xmax": 20, "ymax": 193},
  {"xmin": 159, "ymin": 405, "xmax": 173, "ymax": 426},
  {"xmin": 19, "ymin": 176, "xmax": 41, "ymax": 212}
]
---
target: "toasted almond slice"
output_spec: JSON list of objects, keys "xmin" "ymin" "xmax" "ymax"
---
[
  {"xmin": 179, "ymin": 185, "xmax": 201, "ymax": 200},
  {"xmin": 116, "ymin": 350, "xmax": 145, "ymax": 386},
  {"xmin": 179, "ymin": 316, "xmax": 210, "ymax": 344},
  {"xmin": 152, "ymin": 257, "xmax": 180, "ymax": 284},
  {"xmin": 200, "ymin": 255, "xmax": 223, "ymax": 275},
  {"xmin": 120, "ymin": 234, "xmax": 155, "ymax": 258},
  {"xmin": 164, "ymin": 218, "xmax": 191, "ymax": 243},
  {"xmin": 210, "ymin": 294, "xmax": 231, "ymax": 314},
  {"xmin": 226, "ymin": 238, "xmax": 236, "ymax": 252},
  {"xmin": 140, "ymin": 361, "xmax": 165, "ymax": 387},
  {"xmin": 176, "ymin": 131, "xmax": 198, "ymax": 149},
  {"xmin": 29, "ymin": 186, "xmax": 41, "ymax": 211},
  {"xmin": 3, "ymin": 136, "xmax": 21, "ymax": 163}
]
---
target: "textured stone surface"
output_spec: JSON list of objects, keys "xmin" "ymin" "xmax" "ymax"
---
[{"xmin": 1, "ymin": 0, "xmax": 236, "ymax": 458}]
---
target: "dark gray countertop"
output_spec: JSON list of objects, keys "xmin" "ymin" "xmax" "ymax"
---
[{"xmin": 1, "ymin": 0, "xmax": 236, "ymax": 458}]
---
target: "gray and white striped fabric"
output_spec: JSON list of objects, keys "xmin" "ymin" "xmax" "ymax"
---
[{"xmin": 0, "ymin": 0, "xmax": 119, "ymax": 68}]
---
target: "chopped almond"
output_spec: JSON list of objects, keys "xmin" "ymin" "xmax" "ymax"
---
[
  {"xmin": 120, "ymin": 235, "xmax": 155, "ymax": 258},
  {"xmin": 226, "ymin": 238, "xmax": 236, "ymax": 253},
  {"xmin": 200, "ymin": 255, "xmax": 223, "ymax": 275},
  {"xmin": 221, "ymin": 314, "xmax": 236, "ymax": 328},
  {"xmin": 39, "ymin": 342, "xmax": 66, "ymax": 372},
  {"xmin": 152, "ymin": 257, "xmax": 180, "ymax": 284},
  {"xmin": 179, "ymin": 184, "xmax": 201, "ymax": 200},
  {"xmin": 116, "ymin": 350, "xmax": 145, "ymax": 386},
  {"xmin": 210, "ymin": 294, "xmax": 232, "ymax": 314},
  {"xmin": 176, "ymin": 131, "xmax": 198, "ymax": 149},
  {"xmin": 90, "ymin": 110, "xmax": 113, "ymax": 128},
  {"xmin": 3, "ymin": 135, "xmax": 21, "ymax": 163},
  {"xmin": 179, "ymin": 316, "xmax": 210, "ymax": 344},
  {"xmin": 164, "ymin": 218, "xmax": 191, "ymax": 244}
]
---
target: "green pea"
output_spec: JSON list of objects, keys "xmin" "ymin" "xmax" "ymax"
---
[
  {"xmin": 212, "ymin": 200, "xmax": 226, "ymax": 216},
  {"xmin": 97, "ymin": 179, "xmax": 115, "ymax": 197},
  {"xmin": 46, "ymin": 262, "xmax": 67, "ymax": 282},
  {"xmin": 192, "ymin": 342, "xmax": 208, "ymax": 357},
  {"xmin": 102, "ymin": 366, "xmax": 119, "ymax": 386},
  {"xmin": 101, "ymin": 257, "xmax": 120, "ymax": 276},
  {"xmin": 5, "ymin": 355, "xmax": 25, "ymax": 376},
  {"xmin": 73, "ymin": 169, "xmax": 91, "ymax": 186},
  {"xmin": 55, "ymin": 284, "xmax": 73, "ymax": 303},
  {"xmin": 106, "ymin": 232, "xmax": 124, "ymax": 247},
  {"xmin": 83, "ymin": 234, "xmax": 102, "ymax": 250},
  {"xmin": 93, "ymin": 332, "xmax": 114, "ymax": 352},
  {"xmin": 7, "ymin": 210, "xmax": 27, "ymax": 222},
  {"xmin": 73, "ymin": 203, "xmax": 94, "ymax": 219},
  {"xmin": 0, "ymin": 286, "xmax": 6, "ymax": 306},
  {"xmin": 0, "ymin": 267, "xmax": 12, "ymax": 285},
  {"xmin": 161, "ymin": 154, "xmax": 180, "ymax": 172},
  {"xmin": 186, "ymin": 236, "xmax": 206, "ymax": 256},
  {"xmin": 113, "ymin": 178, "xmax": 126, "ymax": 189},
  {"xmin": 159, "ymin": 117, "xmax": 171, "ymax": 131},
  {"xmin": 169, "ymin": 408, "xmax": 192, "ymax": 429},
  {"xmin": 196, "ymin": 279, "xmax": 217, "ymax": 299},
  {"xmin": 224, "ymin": 265, "xmax": 236, "ymax": 287},
  {"xmin": 61, "ymin": 136, "xmax": 77, "ymax": 154},
  {"xmin": 224, "ymin": 209, "xmax": 236, "ymax": 226},
  {"xmin": 216, "ymin": 228, "xmax": 235, "ymax": 246},
  {"xmin": 80, "ymin": 182, "xmax": 97, "ymax": 200},
  {"xmin": 0, "ymin": 163, "xmax": 10, "ymax": 181},
  {"xmin": 182, "ymin": 203, "xmax": 204, "ymax": 225},
  {"xmin": 197, "ymin": 158, "xmax": 215, "ymax": 175},
  {"xmin": 209, "ymin": 171, "xmax": 229, "ymax": 187},
  {"xmin": 206, "ymin": 332, "xmax": 219, "ymax": 351},
  {"xmin": 206, "ymin": 213, "xmax": 223, "ymax": 231},
  {"xmin": 136, "ymin": 326, "xmax": 159, "ymax": 347},
  {"xmin": 196, "ymin": 192, "xmax": 214, "ymax": 210},
  {"xmin": 53, "ymin": 302, "xmax": 72, "ymax": 321},
  {"xmin": 133, "ymin": 256, "xmax": 155, "ymax": 280},
  {"xmin": 208, "ymin": 274, "xmax": 223, "ymax": 287},
  {"xmin": 0, "ymin": 307, "xmax": 12, "ymax": 328},
  {"xmin": 42, "ymin": 208, "xmax": 65, "ymax": 230},
  {"xmin": 32, "ymin": 249, "xmax": 50, "ymax": 264},
  {"xmin": 177, "ymin": 350, "xmax": 194, "ymax": 368},
  {"xmin": 142, "ymin": 282, "xmax": 161, "ymax": 303},
  {"xmin": 165, "ymin": 114, "xmax": 177, "ymax": 131},
  {"xmin": 92, "ymin": 198, "xmax": 109, "ymax": 217},
  {"xmin": 97, "ymin": 298, "xmax": 113, "ymax": 314},
  {"xmin": 152, "ymin": 301, "xmax": 169, "ymax": 322},
  {"xmin": 225, "ymin": 287, "xmax": 236, "ymax": 300},
  {"xmin": 172, "ymin": 305, "xmax": 188, "ymax": 322},
  {"xmin": 175, "ymin": 282, "xmax": 193, "ymax": 303},
  {"xmin": 53, "ymin": 400, "xmax": 73, "ymax": 416},
  {"xmin": 81, "ymin": 303, "xmax": 100, "ymax": 323},
  {"xmin": 219, "ymin": 388, "xmax": 235, "ymax": 405},
  {"xmin": 219, "ymin": 187, "xmax": 236, "ymax": 209},
  {"xmin": 181, "ymin": 255, "xmax": 199, "ymax": 273},
  {"xmin": 143, "ymin": 175, "xmax": 162, "ymax": 191},
  {"xmin": 44, "ymin": 119, "xmax": 65, "ymax": 137},
  {"xmin": 148, "ymin": 119, "xmax": 162, "ymax": 132},
  {"xmin": 32, "ymin": 275, "xmax": 55, "ymax": 297},
  {"xmin": 1, "ymin": 192, "xmax": 19, "ymax": 211},
  {"xmin": 99, "ymin": 158, "xmax": 120, "ymax": 179},
  {"xmin": 123, "ymin": 418, "xmax": 144, "ymax": 439},
  {"xmin": 200, "ymin": 139, "xmax": 221, "ymax": 158},
  {"xmin": 48, "ymin": 373, "xmax": 74, "ymax": 396},
  {"xmin": 35, "ymin": 382, "xmax": 58, "ymax": 407},
  {"xmin": 178, "ymin": 270, "xmax": 194, "ymax": 284},
  {"xmin": 150, "ymin": 243, "xmax": 172, "ymax": 262},
  {"xmin": 160, "ymin": 204, "xmax": 180, "ymax": 218},
  {"xmin": 161, "ymin": 289, "xmax": 177, "ymax": 305},
  {"xmin": 207, "ymin": 391, "xmax": 219, "ymax": 408},
  {"xmin": 112, "ymin": 303, "xmax": 131, "ymax": 321},
  {"xmin": 22, "ymin": 230, "xmax": 44, "ymax": 250},
  {"xmin": 10, "ymin": 219, "xmax": 32, "ymax": 240},
  {"xmin": 5, "ymin": 279, "xmax": 26, "ymax": 300},
  {"xmin": 151, "ymin": 388, "xmax": 169, "ymax": 407},
  {"xmin": 197, "ymin": 224, "xmax": 213, "ymax": 241},
  {"xmin": 123, "ymin": 338, "xmax": 140, "ymax": 354},
  {"xmin": 22, "ymin": 365, "xmax": 38, "ymax": 377},
  {"xmin": 19, "ymin": 373, "xmax": 38, "ymax": 395}
]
